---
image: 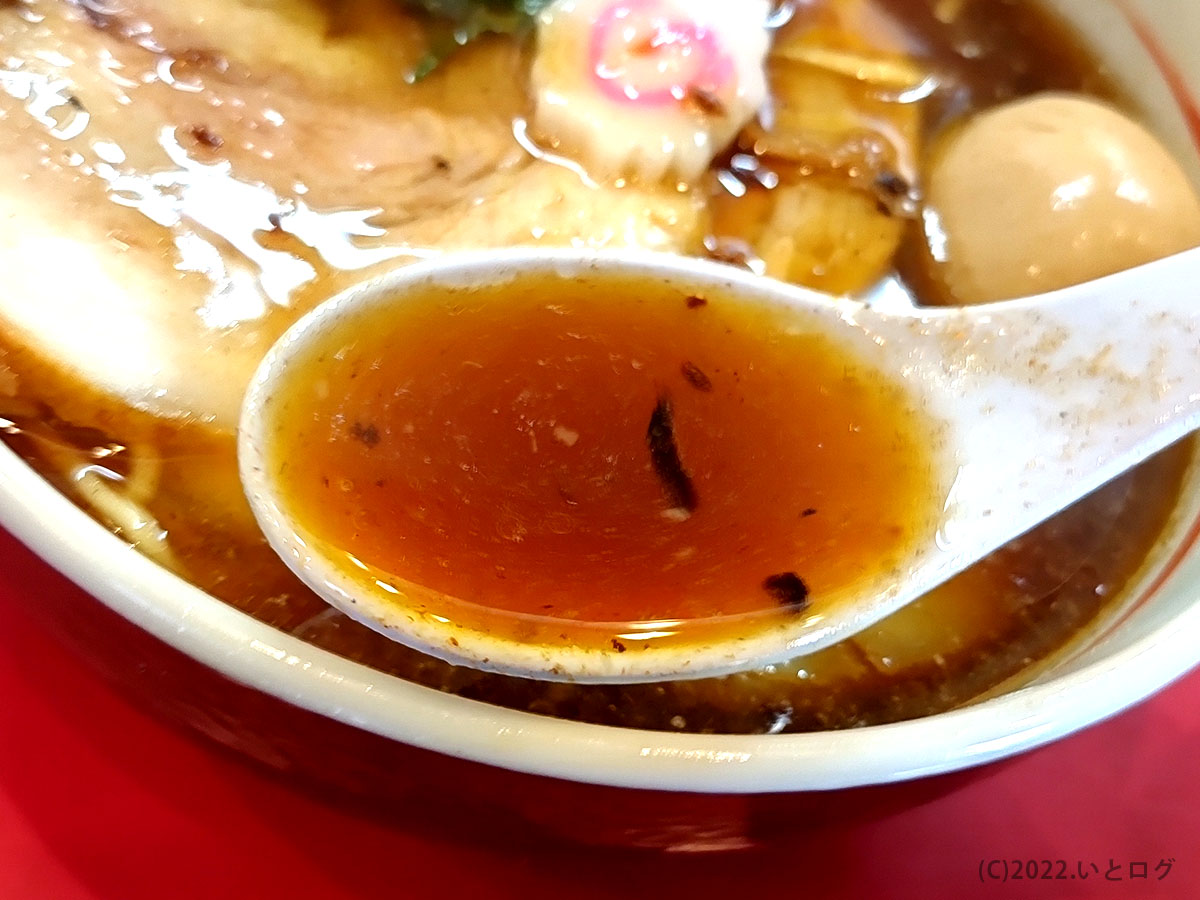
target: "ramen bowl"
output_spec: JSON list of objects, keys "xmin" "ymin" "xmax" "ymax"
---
[{"xmin": 1, "ymin": 0, "xmax": 1200, "ymax": 848}]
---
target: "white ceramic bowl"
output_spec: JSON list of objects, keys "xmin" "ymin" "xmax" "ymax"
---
[{"xmin": 2, "ymin": 0, "xmax": 1200, "ymax": 795}]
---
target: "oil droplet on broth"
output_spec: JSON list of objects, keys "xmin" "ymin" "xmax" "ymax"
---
[{"xmin": 265, "ymin": 272, "xmax": 942, "ymax": 651}]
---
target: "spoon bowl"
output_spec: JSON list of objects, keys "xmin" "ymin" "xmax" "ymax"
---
[{"xmin": 238, "ymin": 247, "xmax": 1200, "ymax": 682}]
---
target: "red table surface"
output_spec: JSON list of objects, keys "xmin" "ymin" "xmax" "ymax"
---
[{"xmin": 1, "ymin": 524, "xmax": 1198, "ymax": 900}]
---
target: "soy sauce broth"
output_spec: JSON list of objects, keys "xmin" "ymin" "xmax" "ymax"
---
[
  {"xmin": 265, "ymin": 273, "xmax": 940, "ymax": 648},
  {"xmin": 1, "ymin": 0, "xmax": 1194, "ymax": 733}
]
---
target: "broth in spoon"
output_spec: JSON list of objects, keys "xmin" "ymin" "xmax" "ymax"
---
[
  {"xmin": 256, "ymin": 263, "xmax": 942, "ymax": 656},
  {"xmin": 240, "ymin": 247, "xmax": 1200, "ymax": 681}
]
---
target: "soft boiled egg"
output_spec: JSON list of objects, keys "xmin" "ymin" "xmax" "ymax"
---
[{"xmin": 919, "ymin": 93, "xmax": 1200, "ymax": 304}]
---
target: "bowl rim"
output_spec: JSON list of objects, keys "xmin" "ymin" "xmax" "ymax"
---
[{"xmin": 3, "ymin": 429, "xmax": 1200, "ymax": 793}]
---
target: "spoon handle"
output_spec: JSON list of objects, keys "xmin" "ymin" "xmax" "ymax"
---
[{"xmin": 900, "ymin": 247, "xmax": 1200, "ymax": 582}]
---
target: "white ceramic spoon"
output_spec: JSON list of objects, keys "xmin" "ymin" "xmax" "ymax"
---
[{"xmin": 238, "ymin": 247, "xmax": 1200, "ymax": 683}]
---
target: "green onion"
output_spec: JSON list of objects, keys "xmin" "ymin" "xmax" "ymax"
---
[{"xmin": 404, "ymin": 0, "xmax": 556, "ymax": 79}]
